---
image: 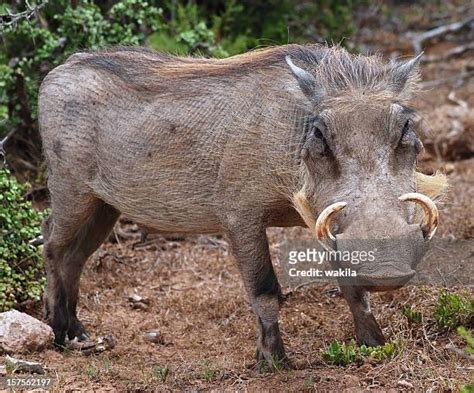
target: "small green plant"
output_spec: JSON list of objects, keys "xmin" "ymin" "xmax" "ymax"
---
[
  {"xmin": 200, "ymin": 360, "xmax": 217, "ymax": 382},
  {"xmin": 270, "ymin": 355, "xmax": 289, "ymax": 372},
  {"xmin": 153, "ymin": 366, "xmax": 170, "ymax": 383},
  {"xmin": 457, "ymin": 326, "xmax": 474, "ymax": 393},
  {"xmin": 358, "ymin": 342, "xmax": 397, "ymax": 361},
  {"xmin": 323, "ymin": 340, "xmax": 398, "ymax": 366},
  {"xmin": 457, "ymin": 326, "xmax": 474, "ymax": 355},
  {"xmin": 401, "ymin": 305, "xmax": 423, "ymax": 323},
  {"xmin": 460, "ymin": 383, "xmax": 474, "ymax": 393},
  {"xmin": 0, "ymin": 168, "xmax": 46, "ymax": 311},
  {"xmin": 435, "ymin": 290, "xmax": 473, "ymax": 330},
  {"xmin": 85, "ymin": 365, "xmax": 98, "ymax": 379},
  {"xmin": 4, "ymin": 358, "xmax": 15, "ymax": 374},
  {"xmin": 303, "ymin": 376, "xmax": 315, "ymax": 389},
  {"xmin": 323, "ymin": 340, "xmax": 358, "ymax": 366}
]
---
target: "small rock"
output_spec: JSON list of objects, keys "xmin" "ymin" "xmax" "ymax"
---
[
  {"xmin": 128, "ymin": 293, "xmax": 150, "ymax": 311},
  {"xmin": 397, "ymin": 380, "xmax": 414, "ymax": 389},
  {"xmin": 131, "ymin": 302, "xmax": 149, "ymax": 311},
  {"xmin": 5, "ymin": 355, "xmax": 45, "ymax": 374},
  {"xmin": 127, "ymin": 294, "xmax": 150, "ymax": 305},
  {"xmin": 0, "ymin": 310, "xmax": 54, "ymax": 354},
  {"xmin": 144, "ymin": 330, "xmax": 164, "ymax": 344}
]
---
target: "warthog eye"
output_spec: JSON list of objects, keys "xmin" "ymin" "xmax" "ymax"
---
[
  {"xmin": 312, "ymin": 126, "xmax": 324, "ymax": 140},
  {"xmin": 399, "ymin": 118, "xmax": 423, "ymax": 154},
  {"xmin": 402, "ymin": 119, "xmax": 411, "ymax": 136},
  {"xmin": 399, "ymin": 119, "xmax": 414, "ymax": 145},
  {"xmin": 301, "ymin": 118, "xmax": 329, "ymax": 160}
]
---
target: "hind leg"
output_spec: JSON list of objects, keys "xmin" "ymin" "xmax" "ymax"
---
[{"xmin": 43, "ymin": 197, "xmax": 119, "ymax": 345}]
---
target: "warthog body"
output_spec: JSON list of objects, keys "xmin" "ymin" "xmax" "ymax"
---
[{"xmin": 39, "ymin": 44, "xmax": 444, "ymax": 369}]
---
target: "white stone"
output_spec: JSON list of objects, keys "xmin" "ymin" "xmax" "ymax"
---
[{"xmin": 0, "ymin": 310, "xmax": 54, "ymax": 353}]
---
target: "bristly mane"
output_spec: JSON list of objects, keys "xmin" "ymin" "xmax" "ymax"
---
[{"xmin": 66, "ymin": 44, "xmax": 419, "ymax": 101}]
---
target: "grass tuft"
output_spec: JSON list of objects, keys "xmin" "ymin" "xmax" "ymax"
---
[
  {"xmin": 323, "ymin": 340, "xmax": 398, "ymax": 366},
  {"xmin": 401, "ymin": 305, "xmax": 423, "ymax": 323},
  {"xmin": 153, "ymin": 366, "xmax": 170, "ymax": 383},
  {"xmin": 435, "ymin": 290, "xmax": 473, "ymax": 330}
]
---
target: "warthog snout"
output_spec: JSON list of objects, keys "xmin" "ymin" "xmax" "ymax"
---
[{"xmin": 315, "ymin": 193, "xmax": 439, "ymax": 290}]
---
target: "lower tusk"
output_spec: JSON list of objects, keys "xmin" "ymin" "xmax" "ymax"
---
[
  {"xmin": 399, "ymin": 192, "xmax": 439, "ymax": 240},
  {"xmin": 315, "ymin": 202, "xmax": 347, "ymax": 241}
]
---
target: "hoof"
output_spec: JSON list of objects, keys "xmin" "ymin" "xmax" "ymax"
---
[
  {"xmin": 356, "ymin": 325, "xmax": 386, "ymax": 347},
  {"xmin": 355, "ymin": 312, "xmax": 386, "ymax": 347},
  {"xmin": 358, "ymin": 333, "xmax": 386, "ymax": 347},
  {"xmin": 67, "ymin": 319, "xmax": 90, "ymax": 341}
]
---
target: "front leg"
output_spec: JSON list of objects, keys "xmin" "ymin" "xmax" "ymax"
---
[
  {"xmin": 226, "ymin": 218, "xmax": 289, "ymax": 372},
  {"xmin": 339, "ymin": 285, "xmax": 385, "ymax": 346}
]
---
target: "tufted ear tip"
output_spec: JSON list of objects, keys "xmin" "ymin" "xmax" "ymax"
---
[
  {"xmin": 285, "ymin": 55, "xmax": 309, "ymax": 80},
  {"xmin": 285, "ymin": 55, "xmax": 323, "ymax": 105},
  {"xmin": 390, "ymin": 52, "xmax": 423, "ymax": 94}
]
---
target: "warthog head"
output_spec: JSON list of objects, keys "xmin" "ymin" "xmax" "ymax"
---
[{"xmin": 287, "ymin": 49, "xmax": 446, "ymax": 290}]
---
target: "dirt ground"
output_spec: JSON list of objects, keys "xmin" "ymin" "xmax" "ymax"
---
[
  {"xmin": 5, "ymin": 229, "xmax": 473, "ymax": 391},
  {"xmin": 2, "ymin": 2, "xmax": 474, "ymax": 391}
]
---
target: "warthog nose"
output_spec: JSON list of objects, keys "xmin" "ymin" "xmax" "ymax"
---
[{"xmin": 357, "ymin": 265, "xmax": 416, "ymax": 291}]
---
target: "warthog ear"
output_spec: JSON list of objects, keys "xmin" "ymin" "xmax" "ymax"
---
[
  {"xmin": 389, "ymin": 52, "xmax": 423, "ymax": 95},
  {"xmin": 285, "ymin": 55, "xmax": 324, "ymax": 105}
]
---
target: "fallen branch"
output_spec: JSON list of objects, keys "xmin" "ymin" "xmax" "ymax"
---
[
  {"xmin": 4, "ymin": 356, "xmax": 45, "ymax": 374},
  {"xmin": 409, "ymin": 15, "xmax": 474, "ymax": 53},
  {"xmin": 445, "ymin": 343, "xmax": 474, "ymax": 362},
  {"xmin": 65, "ymin": 335, "xmax": 117, "ymax": 355},
  {"xmin": 0, "ymin": 0, "xmax": 49, "ymax": 31},
  {"xmin": 423, "ymin": 42, "xmax": 474, "ymax": 63}
]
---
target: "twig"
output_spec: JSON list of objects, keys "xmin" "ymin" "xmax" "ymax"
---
[
  {"xmin": 423, "ymin": 42, "xmax": 474, "ymax": 63},
  {"xmin": 5, "ymin": 355, "xmax": 45, "ymax": 374},
  {"xmin": 0, "ymin": 0, "xmax": 49, "ymax": 31},
  {"xmin": 409, "ymin": 15, "xmax": 474, "ymax": 53},
  {"xmin": 445, "ymin": 343, "xmax": 474, "ymax": 362}
]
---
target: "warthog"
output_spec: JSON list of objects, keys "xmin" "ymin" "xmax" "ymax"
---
[{"xmin": 39, "ymin": 44, "xmax": 445, "ymax": 369}]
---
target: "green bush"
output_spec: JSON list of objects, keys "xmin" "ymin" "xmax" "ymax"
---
[
  {"xmin": 0, "ymin": 168, "xmax": 45, "ymax": 311},
  {"xmin": 0, "ymin": 0, "xmax": 366, "ymax": 140},
  {"xmin": 0, "ymin": 0, "xmax": 167, "ymax": 140},
  {"xmin": 435, "ymin": 290, "xmax": 473, "ymax": 330}
]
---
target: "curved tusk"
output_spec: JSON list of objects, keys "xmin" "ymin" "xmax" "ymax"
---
[
  {"xmin": 399, "ymin": 192, "xmax": 439, "ymax": 240},
  {"xmin": 315, "ymin": 202, "xmax": 347, "ymax": 241}
]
